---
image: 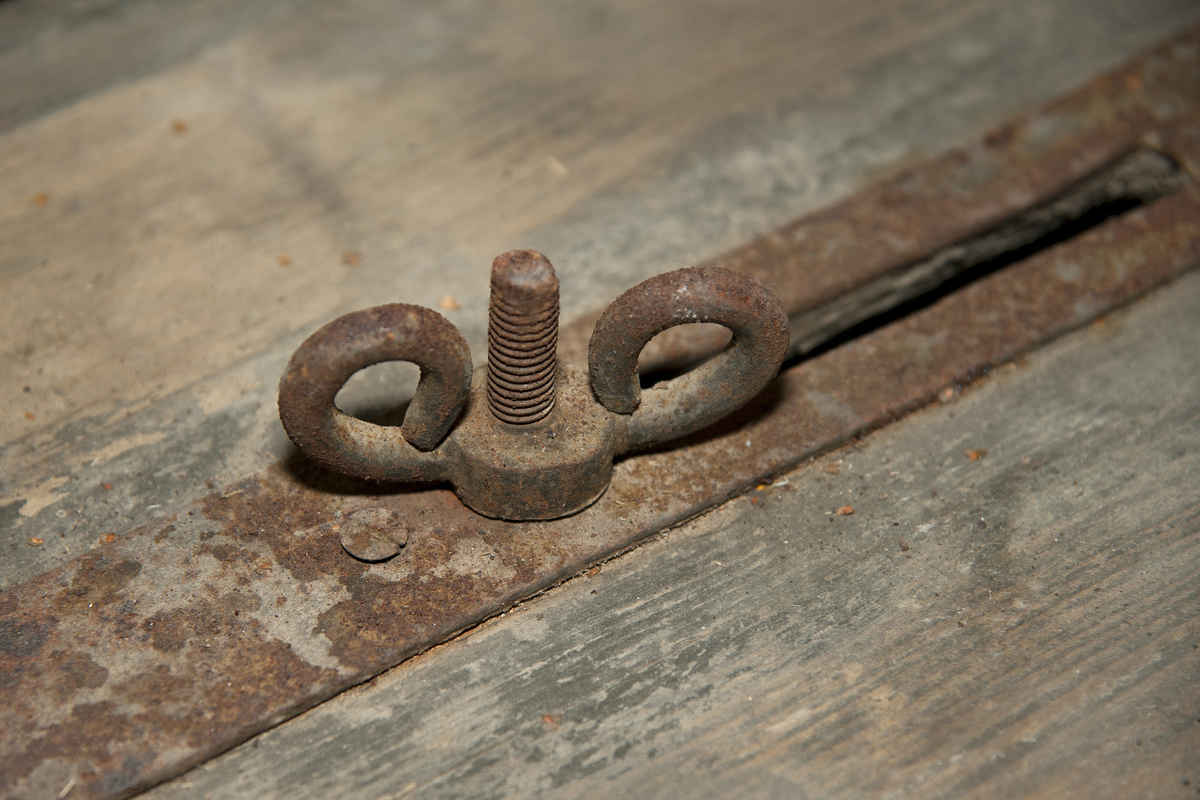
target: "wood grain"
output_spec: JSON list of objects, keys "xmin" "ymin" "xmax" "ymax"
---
[
  {"xmin": 1, "ymin": 1, "xmax": 1198, "ymax": 795},
  {"xmin": 4, "ymin": 0, "xmax": 1197, "ymax": 590},
  {"xmin": 0, "ymin": 0, "xmax": 997, "ymax": 445},
  {"xmin": 144, "ymin": 270, "xmax": 1200, "ymax": 800}
]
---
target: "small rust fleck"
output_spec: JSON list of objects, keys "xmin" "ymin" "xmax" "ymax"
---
[
  {"xmin": 27, "ymin": 192, "xmax": 49, "ymax": 207},
  {"xmin": 965, "ymin": 449, "xmax": 988, "ymax": 461},
  {"xmin": 171, "ymin": 119, "xmax": 188, "ymax": 134},
  {"xmin": 341, "ymin": 250, "xmax": 361, "ymax": 266},
  {"xmin": 984, "ymin": 123, "xmax": 1018, "ymax": 148},
  {"xmin": 836, "ymin": 506, "xmax": 854, "ymax": 516},
  {"xmin": 277, "ymin": 254, "xmax": 292, "ymax": 266},
  {"xmin": 586, "ymin": 566, "xmax": 601, "ymax": 578},
  {"xmin": 101, "ymin": 482, "xmax": 114, "ymax": 491},
  {"xmin": 27, "ymin": 537, "xmax": 43, "ymax": 546}
]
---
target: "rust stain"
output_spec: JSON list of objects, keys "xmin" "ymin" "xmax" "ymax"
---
[
  {"xmin": 52, "ymin": 553, "xmax": 143, "ymax": 615},
  {"xmin": 2, "ymin": 25, "xmax": 1200, "ymax": 800}
]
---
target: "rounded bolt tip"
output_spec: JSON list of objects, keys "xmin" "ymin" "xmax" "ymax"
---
[
  {"xmin": 487, "ymin": 250, "xmax": 560, "ymax": 424},
  {"xmin": 491, "ymin": 250, "xmax": 559, "ymax": 311}
]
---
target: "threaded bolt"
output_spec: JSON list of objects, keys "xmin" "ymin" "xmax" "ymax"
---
[{"xmin": 487, "ymin": 250, "xmax": 559, "ymax": 424}]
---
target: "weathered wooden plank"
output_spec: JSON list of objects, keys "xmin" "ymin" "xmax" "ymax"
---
[
  {"xmin": 4, "ymin": 2, "xmax": 1200, "ymax": 794},
  {"xmin": 0, "ymin": 0, "xmax": 1002, "ymax": 448},
  {"xmin": 5, "ymin": 0, "xmax": 1199, "ymax": 592},
  {"xmin": 145, "ymin": 271, "xmax": 1200, "ymax": 799}
]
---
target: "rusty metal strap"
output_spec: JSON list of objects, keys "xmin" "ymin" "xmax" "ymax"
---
[{"xmin": 3, "ymin": 25, "xmax": 1200, "ymax": 800}]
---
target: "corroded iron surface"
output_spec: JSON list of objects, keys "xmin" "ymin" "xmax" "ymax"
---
[
  {"xmin": 277, "ymin": 260, "xmax": 787, "ymax": 522},
  {"xmin": 277, "ymin": 303, "xmax": 472, "ymax": 476},
  {"xmin": 589, "ymin": 266, "xmax": 790, "ymax": 451},
  {"xmin": 720, "ymin": 38, "xmax": 1200, "ymax": 352},
  {"xmin": 486, "ymin": 250, "xmax": 561, "ymax": 425},
  {"xmin": 2, "ymin": 26, "xmax": 1200, "ymax": 800}
]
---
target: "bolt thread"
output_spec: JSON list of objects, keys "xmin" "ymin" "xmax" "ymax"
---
[{"xmin": 487, "ymin": 250, "xmax": 559, "ymax": 424}]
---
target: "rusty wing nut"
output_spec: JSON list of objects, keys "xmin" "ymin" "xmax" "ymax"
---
[
  {"xmin": 589, "ymin": 266, "xmax": 790, "ymax": 452},
  {"xmin": 277, "ymin": 252, "xmax": 789, "ymax": 527},
  {"xmin": 278, "ymin": 303, "xmax": 472, "ymax": 480}
]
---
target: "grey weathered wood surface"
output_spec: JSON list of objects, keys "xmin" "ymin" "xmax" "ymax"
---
[
  {"xmin": 4, "ymin": 0, "xmax": 1198, "ymax": 589},
  {"xmin": 3, "ymin": 0, "xmax": 1200, "ymax": 798},
  {"xmin": 146, "ymin": 268, "xmax": 1200, "ymax": 800}
]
